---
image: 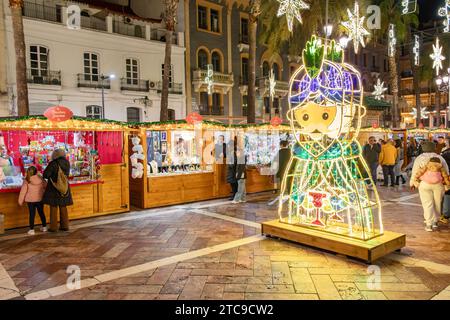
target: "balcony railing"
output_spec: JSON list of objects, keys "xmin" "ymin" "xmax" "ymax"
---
[
  {"xmin": 77, "ymin": 74, "xmax": 110, "ymax": 89},
  {"xmin": 193, "ymin": 70, "xmax": 234, "ymax": 85},
  {"xmin": 27, "ymin": 69, "xmax": 61, "ymax": 85},
  {"xmin": 120, "ymin": 78, "xmax": 149, "ymax": 91},
  {"xmin": 81, "ymin": 16, "xmax": 107, "ymax": 32},
  {"xmin": 150, "ymin": 29, "xmax": 178, "ymax": 45},
  {"xmin": 113, "ymin": 20, "xmax": 145, "ymax": 39},
  {"xmin": 22, "ymin": 1, "xmax": 61, "ymax": 23},
  {"xmin": 259, "ymin": 78, "xmax": 289, "ymax": 92},
  {"xmin": 199, "ymin": 105, "xmax": 224, "ymax": 116},
  {"xmin": 156, "ymin": 82, "xmax": 183, "ymax": 94}
]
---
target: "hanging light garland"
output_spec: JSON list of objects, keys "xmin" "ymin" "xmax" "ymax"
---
[
  {"xmin": 372, "ymin": 78, "xmax": 388, "ymax": 100},
  {"xmin": 388, "ymin": 24, "xmax": 397, "ymax": 58},
  {"xmin": 401, "ymin": 0, "xmax": 417, "ymax": 15},
  {"xmin": 341, "ymin": 2, "xmax": 370, "ymax": 54},
  {"xmin": 439, "ymin": 0, "xmax": 450, "ymax": 33},
  {"xmin": 413, "ymin": 34, "xmax": 420, "ymax": 66},
  {"xmin": 430, "ymin": 37, "xmax": 446, "ymax": 76},
  {"xmin": 276, "ymin": 0, "xmax": 310, "ymax": 32},
  {"xmin": 269, "ymin": 69, "xmax": 276, "ymax": 102},
  {"xmin": 205, "ymin": 64, "xmax": 214, "ymax": 95}
]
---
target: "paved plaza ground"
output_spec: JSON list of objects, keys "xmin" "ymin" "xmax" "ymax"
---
[{"xmin": 1, "ymin": 186, "xmax": 450, "ymax": 300}]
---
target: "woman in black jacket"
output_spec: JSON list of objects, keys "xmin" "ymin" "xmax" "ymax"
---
[{"xmin": 43, "ymin": 149, "xmax": 73, "ymax": 232}]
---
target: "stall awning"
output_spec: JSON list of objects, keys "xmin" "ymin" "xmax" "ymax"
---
[{"xmin": 363, "ymin": 96, "xmax": 392, "ymax": 110}]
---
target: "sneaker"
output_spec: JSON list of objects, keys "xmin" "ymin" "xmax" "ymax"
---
[
  {"xmin": 27, "ymin": 229, "xmax": 35, "ymax": 235},
  {"xmin": 439, "ymin": 216, "xmax": 449, "ymax": 224},
  {"xmin": 425, "ymin": 225, "xmax": 433, "ymax": 232},
  {"xmin": 239, "ymin": 200, "xmax": 247, "ymax": 203},
  {"xmin": 432, "ymin": 222, "xmax": 439, "ymax": 230},
  {"xmin": 41, "ymin": 226, "xmax": 48, "ymax": 232},
  {"xmin": 231, "ymin": 200, "xmax": 239, "ymax": 204}
]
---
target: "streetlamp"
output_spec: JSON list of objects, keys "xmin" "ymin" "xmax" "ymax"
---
[
  {"xmin": 435, "ymin": 67, "xmax": 450, "ymax": 127},
  {"xmin": 100, "ymin": 74, "xmax": 115, "ymax": 119}
]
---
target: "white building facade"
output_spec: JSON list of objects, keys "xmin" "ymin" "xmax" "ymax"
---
[{"xmin": 1, "ymin": 0, "xmax": 186, "ymax": 122}]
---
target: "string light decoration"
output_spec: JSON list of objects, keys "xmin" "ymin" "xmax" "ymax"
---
[
  {"xmin": 276, "ymin": 0, "xmax": 310, "ymax": 32},
  {"xmin": 413, "ymin": 34, "xmax": 420, "ymax": 66},
  {"xmin": 430, "ymin": 37, "xmax": 446, "ymax": 76},
  {"xmin": 388, "ymin": 24, "xmax": 397, "ymax": 57},
  {"xmin": 401, "ymin": 0, "xmax": 417, "ymax": 15},
  {"xmin": 412, "ymin": 107, "xmax": 429, "ymax": 120},
  {"xmin": 372, "ymin": 78, "xmax": 388, "ymax": 100},
  {"xmin": 279, "ymin": 35, "xmax": 383, "ymax": 240},
  {"xmin": 269, "ymin": 69, "xmax": 277, "ymax": 102},
  {"xmin": 205, "ymin": 64, "xmax": 214, "ymax": 95},
  {"xmin": 439, "ymin": 0, "xmax": 450, "ymax": 33},
  {"xmin": 341, "ymin": 2, "xmax": 370, "ymax": 54}
]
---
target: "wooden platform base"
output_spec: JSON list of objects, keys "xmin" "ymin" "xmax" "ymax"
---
[{"xmin": 261, "ymin": 220, "xmax": 406, "ymax": 263}]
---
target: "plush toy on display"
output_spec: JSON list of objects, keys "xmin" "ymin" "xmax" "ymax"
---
[
  {"xmin": 278, "ymin": 36, "xmax": 383, "ymax": 241},
  {"xmin": 130, "ymin": 136, "xmax": 145, "ymax": 179}
]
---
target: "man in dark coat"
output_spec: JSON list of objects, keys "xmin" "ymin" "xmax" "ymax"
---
[
  {"xmin": 226, "ymin": 155, "xmax": 238, "ymax": 200},
  {"xmin": 275, "ymin": 141, "xmax": 293, "ymax": 194},
  {"xmin": 43, "ymin": 149, "xmax": 73, "ymax": 232},
  {"xmin": 362, "ymin": 136, "xmax": 381, "ymax": 183}
]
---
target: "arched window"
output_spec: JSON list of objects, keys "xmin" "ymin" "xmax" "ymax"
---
[
  {"xmin": 86, "ymin": 105, "xmax": 103, "ymax": 119},
  {"xmin": 262, "ymin": 61, "xmax": 270, "ymax": 77},
  {"xmin": 272, "ymin": 63, "xmax": 280, "ymax": 80},
  {"xmin": 198, "ymin": 49, "xmax": 208, "ymax": 69},
  {"xmin": 211, "ymin": 51, "xmax": 221, "ymax": 72},
  {"xmin": 127, "ymin": 107, "xmax": 141, "ymax": 123}
]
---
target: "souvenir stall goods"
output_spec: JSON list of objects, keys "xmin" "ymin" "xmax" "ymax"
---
[{"xmin": 0, "ymin": 117, "xmax": 130, "ymax": 229}]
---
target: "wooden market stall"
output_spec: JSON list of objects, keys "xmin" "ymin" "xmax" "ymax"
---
[{"xmin": 0, "ymin": 116, "xmax": 130, "ymax": 229}]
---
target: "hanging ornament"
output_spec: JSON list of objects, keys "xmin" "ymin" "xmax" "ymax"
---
[
  {"xmin": 276, "ymin": 0, "xmax": 310, "ymax": 32},
  {"xmin": 430, "ymin": 37, "xmax": 446, "ymax": 76},
  {"xmin": 372, "ymin": 78, "xmax": 387, "ymax": 100},
  {"xmin": 341, "ymin": 2, "xmax": 370, "ymax": 54},
  {"xmin": 388, "ymin": 24, "xmax": 397, "ymax": 57},
  {"xmin": 413, "ymin": 34, "xmax": 420, "ymax": 66},
  {"xmin": 401, "ymin": 0, "xmax": 417, "ymax": 15},
  {"xmin": 439, "ymin": 0, "xmax": 450, "ymax": 33},
  {"xmin": 269, "ymin": 69, "xmax": 276, "ymax": 102}
]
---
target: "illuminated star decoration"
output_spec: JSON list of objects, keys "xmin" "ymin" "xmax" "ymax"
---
[
  {"xmin": 438, "ymin": 0, "xmax": 450, "ymax": 33},
  {"xmin": 205, "ymin": 64, "xmax": 214, "ymax": 95},
  {"xmin": 412, "ymin": 107, "xmax": 429, "ymax": 120},
  {"xmin": 430, "ymin": 38, "xmax": 446, "ymax": 76},
  {"xmin": 372, "ymin": 78, "xmax": 387, "ymax": 100},
  {"xmin": 341, "ymin": 2, "xmax": 370, "ymax": 54},
  {"xmin": 276, "ymin": 0, "xmax": 310, "ymax": 32},
  {"xmin": 269, "ymin": 69, "xmax": 276, "ymax": 102}
]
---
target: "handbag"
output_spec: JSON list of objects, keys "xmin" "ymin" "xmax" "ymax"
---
[{"xmin": 50, "ymin": 163, "xmax": 69, "ymax": 197}]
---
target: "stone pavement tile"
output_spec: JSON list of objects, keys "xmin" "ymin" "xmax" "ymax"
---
[
  {"xmin": 111, "ymin": 284, "xmax": 163, "ymax": 294},
  {"xmin": 190, "ymin": 269, "xmax": 253, "ymax": 276},
  {"xmin": 235, "ymin": 248, "xmax": 253, "ymax": 270},
  {"xmin": 223, "ymin": 292, "xmax": 245, "ymax": 300},
  {"xmin": 201, "ymin": 283, "xmax": 225, "ymax": 300},
  {"xmin": 383, "ymin": 291, "xmax": 436, "ymax": 300},
  {"xmin": 311, "ymin": 275, "xmax": 341, "ymax": 300},
  {"xmin": 406, "ymin": 267, "xmax": 450, "ymax": 292},
  {"xmin": 330, "ymin": 274, "xmax": 401, "ymax": 283},
  {"xmin": 308, "ymin": 268, "xmax": 371, "ymax": 276},
  {"xmin": 432, "ymin": 285, "xmax": 450, "ymax": 300},
  {"xmin": 355, "ymin": 282, "xmax": 432, "ymax": 292},
  {"xmin": 360, "ymin": 291, "xmax": 388, "ymax": 300},
  {"xmin": 106, "ymin": 277, "xmax": 149, "ymax": 285},
  {"xmin": 147, "ymin": 265, "xmax": 177, "ymax": 285},
  {"xmin": 253, "ymin": 256, "xmax": 272, "ymax": 277},
  {"xmin": 290, "ymin": 268, "xmax": 316, "ymax": 294},
  {"xmin": 271, "ymin": 262, "xmax": 293, "ymax": 285},
  {"xmin": 121, "ymin": 293, "xmax": 179, "ymax": 300},
  {"xmin": 179, "ymin": 276, "xmax": 208, "ymax": 300},
  {"xmin": 245, "ymin": 284, "xmax": 295, "ymax": 294},
  {"xmin": 334, "ymin": 282, "xmax": 364, "ymax": 300},
  {"xmin": 245, "ymin": 293, "xmax": 319, "ymax": 300},
  {"xmin": 159, "ymin": 269, "xmax": 192, "ymax": 295},
  {"xmin": 224, "ymin": 284, "xmax": 247, "ymax": 293},
  {"xmin": 219, "ymin": 248, "xmax": 238, "ymax": 263}
]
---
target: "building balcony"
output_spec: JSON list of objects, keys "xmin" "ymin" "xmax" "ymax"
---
[
  {"xmin": 150, "ymin": 28, "xmax": 179, "ymax": 45},
  {"xmin": 156, "ymin": 82, "xmax": 183, "ymax": 95},
  {"xmin": 259, "ymin": 78, "xmax": 289, "ymax": 97},
  {"xmin": 120, "ymin": 78, "xmax": 149, "ymax": 92},
  {"xmin": 22, "ymin": 1, "xmax": 61, "ymax": 23},
  {"xmin": 27, "ymin": 69, "xmax": 61, "ymax": 86},
  {"xmin": 113, "ymin": 20, "xmax": 145, "ymax": 39},
  {"xmin": 77, "ymin": 74, "xmax": 110, "ymax": 89},
  {"xmin": 198, "ymin": 105, "xmax": 224, "ymax": 116},
  {"xmin": 192, "ymin": 69, "xmax": 234, "ymax": 93}
]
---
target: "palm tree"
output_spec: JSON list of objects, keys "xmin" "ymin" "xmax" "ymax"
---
[
  {"xmin": 247, "ymin": 0, "xmax": 261, "ymax": 124},
  {"xmin": 378, "ymin": 0, "xmax": 418, "ymax": 128},
  {"xmin": 160, "ymin": 0, "xmax": 179, "ymax": 122},
  {"xmin": 9, "ymin": 0, "xmax": 29, "ymax": 116}
]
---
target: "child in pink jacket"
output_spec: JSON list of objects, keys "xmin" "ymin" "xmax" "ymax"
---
[{"xmin": 18, "ymin": 166, "xmax": 48, "ymax": 235}]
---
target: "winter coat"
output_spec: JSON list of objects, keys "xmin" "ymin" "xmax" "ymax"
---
[
  {"xmin": 379, "ymin": 143, "xmax": 397, "ymax": 166},
  {"xmin": 42, "ymin": 157, "xmax": 73, "ymax": 207},
  {"xmin": 276, "ymin": 148, "xmax": 292, "ymax": 179},
  {"xmin": 226, "ymin": 163, "xmax": 237, "ymax": 184},
  {"xmin": 18, "ymin": 175, "xmax": 46, "ymax": 205},
  {"xmin": 393, "ymin": 147, "xmax": 404, "ymax": 176},
  {"xmin": 436, "ymin": 143, "xmax": 446, "ymax": 155},
  {"xmin": 362, "ymin": 143, "xmax": 381, "ymax": 165}
]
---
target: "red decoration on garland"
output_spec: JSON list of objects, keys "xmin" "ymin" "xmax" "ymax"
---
[
  {"xmin": 371, "ymin": 122, "xmax": 379, "ymax": 129},
  {"xmin": 270, "ymin": 116, "xmax": 283, "ymax": 127},
  {"xmin": 186, "ymin": 112, "xmax": 203, "ymax": 124},
  {"xmin": 44, "ymin": 105, "xmax": 73, "ymax": 122}
]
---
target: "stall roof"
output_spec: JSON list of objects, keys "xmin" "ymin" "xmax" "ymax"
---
[
  {"xmin": 0, "ymin": 116, "xmax": 131, "ymax": 131},
  {"xmin": 363, "ymin": 96, "xmax": 392, "ymax": 109}
]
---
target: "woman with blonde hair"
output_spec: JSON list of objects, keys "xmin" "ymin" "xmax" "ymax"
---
[{"xmin": 42, "ymin": 148, "xmax": 73, "ymax": 232}]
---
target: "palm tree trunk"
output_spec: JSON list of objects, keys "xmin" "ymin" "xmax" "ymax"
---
[
  {"xmin": 247, "ymin": 0, "xmax": 260, "ymax": 124},
  {"xmin": 388, "ymin": 54, "xmax": 398, "ymax": 128},
  {"xmin": 160, "ymin": 30, "xmax": 172, "ymax": 122},
  {"xmin": 436, "ymin": 89, "xmax": 441, "ymax": 127},
  {"xmin": 9, "ymin": 0, "xmax": 29, "ymax": 116}
]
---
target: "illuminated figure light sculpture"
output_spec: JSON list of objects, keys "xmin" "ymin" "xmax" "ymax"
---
[{"xmin": 278, "ymin": 36, "xmax": 383, "ymax": 241}]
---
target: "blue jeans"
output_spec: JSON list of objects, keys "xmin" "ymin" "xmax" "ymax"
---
[
  {"xmin": 443, "ymin": 194, "xmax": 450, "ymax": 218},
  {"xmin": 233, "ymin": 179, "xmax": 246, "ymax": 202},
  {"xmin": 369, "ymin": 162, "xmax": 378, "ymax": 183}
]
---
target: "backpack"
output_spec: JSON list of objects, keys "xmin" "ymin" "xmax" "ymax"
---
[{"xmin": 50, "ymin": 163, "xmax": 69, "ymax": 197}]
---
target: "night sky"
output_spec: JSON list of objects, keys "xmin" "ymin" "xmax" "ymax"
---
[{"xmin": 418, "ymin": 0, "xmax": 441, "ymax": 23}]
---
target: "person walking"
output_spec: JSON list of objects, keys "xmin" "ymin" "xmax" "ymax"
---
[
  {"xmin": 18, "ymin": 166, "xmax": 47, "ymax": 235},
  {"xmin": 42, "ymin": 149, "xmax": 73, "ymax": 232},
  {"xmin": 440, "ymin": 137, "xmax": 450, "ymax": 224},
  {"xmin": 232, "ymin": 149, "xmax": 247, "ymax": 203},
  {"xmin": 226, "ymin": 149, "xmax": 238, "ymax": 201},
  {"xmin": 436, "ymin": 136, "xmax": 446, "ymax": 154},
  {"xmin": 379, "ymin": 140, "xmax": 397, "ymax": 187},
  {"xmin": 410, "ymin": 141, "xmax": 449, "ymax": 231},
  {"xmin": 362, "ymin": 136, "xmax": 381, "ymax": 184},
  {"xmin": 394, "ymin": 139, "xmax": 407, "ymax": 185}
]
